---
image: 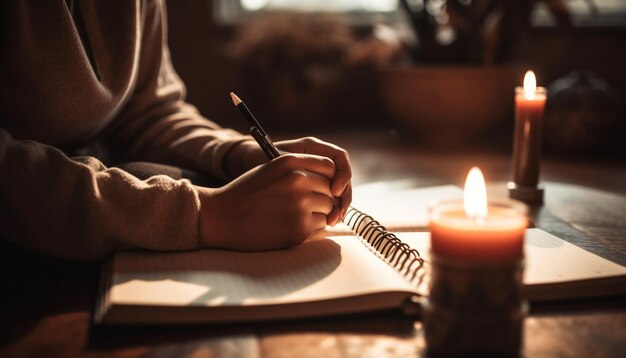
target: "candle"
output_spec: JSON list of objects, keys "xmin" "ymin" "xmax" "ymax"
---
[
  {"xmin": 430, "ymin": 167, "xmax": 528, "ymax": 263},
  {"xmin": 508, "ymin": 70, "xmax": 546, "ymax": 203},
  {"xmin": 425, "ymin": 167, "xmax": 528, "ymax": 356}
]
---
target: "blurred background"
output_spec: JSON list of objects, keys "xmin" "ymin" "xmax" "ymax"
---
[{"xmin": 166, "ymin": 0, "xmax": 626, "ymax": 158}]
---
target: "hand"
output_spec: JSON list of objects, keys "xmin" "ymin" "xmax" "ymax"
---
[
  {"xmin": 274, "ymin": 137, "xmax": 352, "ymax": 226},
  {"xmin": 198, "ymin": 153, "xmax": 336, "ymax": 251},
  {"xmin": 223, "ymin": 137, "xmax": 352, "ymax": 226}
]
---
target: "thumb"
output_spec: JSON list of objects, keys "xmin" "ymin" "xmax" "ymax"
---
[{"xmin": 271, "ymin": 153, "xmax": 336, "ymax": 180}]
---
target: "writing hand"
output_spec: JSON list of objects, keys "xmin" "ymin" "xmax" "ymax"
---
[
  {"xmin": 274, "ymin": 137, "xmax": 352, "ymax": 226},
  {"xmin": 198, "ymin": 153, "xmax": 336, "ymax": 251},
  {"xmin": 223, "ymin": 136, "xmax": 353, "ymax": 226}
]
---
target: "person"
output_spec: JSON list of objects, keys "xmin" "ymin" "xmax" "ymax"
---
[{"xmin": 0, "ymin": 0, "xmax": 352, "ymax": 261}]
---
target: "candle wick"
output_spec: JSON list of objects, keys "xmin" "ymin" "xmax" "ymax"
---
[{"xmin": 524, "ymin": 91, "xmax": 536, "ymax": 100}]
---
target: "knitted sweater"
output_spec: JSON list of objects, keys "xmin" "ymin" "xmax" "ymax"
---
[{"xmin": 0, "ymin": 0, "xmax": 249, "ymax": 261}]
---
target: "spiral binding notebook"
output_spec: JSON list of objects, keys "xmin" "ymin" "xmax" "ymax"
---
[
  {"xmin": 95, "ymin": 186, "xmax": 626, "ymax": 325},
  {"xmin": 95, "ymin": 206, "xmax": 430, "ymax": 325}
]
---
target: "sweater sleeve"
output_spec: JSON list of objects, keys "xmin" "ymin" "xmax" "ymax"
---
[
  {"xmin": 102, "ymin": 0, "xmax": 250, "ymax": 181},
  {"xmin": 0, "ymin": 129, "xmax": 202, "ymax": 261}
]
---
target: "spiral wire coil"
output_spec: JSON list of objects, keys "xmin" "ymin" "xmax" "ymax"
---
[{"xmin": 343, "ymin": 206, "xmax": 427, "ymax": 285}]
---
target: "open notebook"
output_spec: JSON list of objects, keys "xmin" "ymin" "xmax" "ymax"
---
[{"xmin": 95, "ymin": 185, "xmax": 626, "ymax": 325}]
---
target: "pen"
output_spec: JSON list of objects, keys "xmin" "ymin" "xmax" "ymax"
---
[{"xmin": 230, "ymin": 92, "xmax": 281, "ymax": 159}]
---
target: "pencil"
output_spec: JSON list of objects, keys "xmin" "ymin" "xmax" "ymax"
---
[{"xmin": 229, "ymin": 92, "xmax": 281, "ymax": 159}]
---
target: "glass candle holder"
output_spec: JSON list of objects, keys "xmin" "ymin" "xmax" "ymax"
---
[{"xmin": 425, "ymin": 198, "xmax": 528, "ymax": 357}]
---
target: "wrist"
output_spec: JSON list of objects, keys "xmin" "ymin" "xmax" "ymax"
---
[{"xmin": 195, "ymin": 186, "xmax": 224, "ymax": 249}]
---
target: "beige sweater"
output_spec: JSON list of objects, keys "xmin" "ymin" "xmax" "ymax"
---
[{"xmin": 0, "ymin": 0, "xmax": 250, "ymax": 261}]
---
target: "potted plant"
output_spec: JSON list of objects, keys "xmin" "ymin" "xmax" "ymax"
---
[{"xmin": 379, "ymin": 0, "xmax": 571, "ymax": 146}]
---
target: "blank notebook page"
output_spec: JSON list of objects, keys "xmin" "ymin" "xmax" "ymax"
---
[
  {"xmin": 395, "ymin": 229, "xmax": 626, "ymax": 285},
  {"xmin": 109, "ymin": 236, "xmax": 414, "ymax": 307},
  {"xmin": 350, "ymin": 185, "xmax": 463, "ymax": 231},
  {"xmin": 524, "ymin": 229, "xmax": 626, "ymax": 284}
]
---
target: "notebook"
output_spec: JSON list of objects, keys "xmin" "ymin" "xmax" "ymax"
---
[{"xmin": 95, "ymin": 185, "xmax": 626, "ymax": 325}]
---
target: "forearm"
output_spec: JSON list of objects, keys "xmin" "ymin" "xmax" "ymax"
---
[{"xmin": 0, "ymin": 129, "xmax": 202, "ymax": 261}]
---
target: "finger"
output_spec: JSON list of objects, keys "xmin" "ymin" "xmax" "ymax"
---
[
  {"xmin": 305, "ymin": 142, "xmax": 351, "ymax": 197},
  {"xmin": 309, "ymin": 192, "xmax": 334, "ymax": 216},
  {"xmin": 310, "ymin": 213, "xmax": 328, "ymax": 232},
  {"xmin": 275, "ymin": 138, "xmax": 351, "ymax": 197},
  {"xmin": 278, "ymin": 169, "xmax": 333, "ymax": 199},
  {"xmin": 301, "ymin": 170, "xmax": 333, "ymax": 198},
  {"xmin": 326, "ymin": 196, "xmax": 342, "ymax": 227},
  {"xmin": 339, "ymin": 184, "xmax": 353, "ymax": 221},
  {"xmin": 332, "ymin": 166, "xmax": 351, "ymax": 198},
  {"xmin": 273, "ymin": 153, "xmax": 336, "ymax": 181},
  {"xmin": 303, "ymin": 139, "xmax": 350, "ymax": 197},
  {"xmin": 327, "ymin": 207, "xmax": 341, "ymax": 227}
]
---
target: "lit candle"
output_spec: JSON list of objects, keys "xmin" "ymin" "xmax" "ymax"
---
[
  {"xmin": 425, "ymin": 168, "xmax": 528, "ymax": 356},
  {"xmin": 508, "ymin": 70, "xmax": 546, "ymax": 203},
  {"xmin": 430, "ymin": 167, "xmax": 528, "ymax": 263}
]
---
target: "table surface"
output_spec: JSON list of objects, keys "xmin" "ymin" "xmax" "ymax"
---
[{"xmin": 2, "ymin": 131, "xmax": 625, "ymax": 357}]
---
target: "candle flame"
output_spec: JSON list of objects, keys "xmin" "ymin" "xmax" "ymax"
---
[
  {"xmin": 464, "ymin": 167, "xmax": 488, "ymax": 220},
  {"xmin": 523, "ymin": 70, "xmax": 537, "ymax": 100}
]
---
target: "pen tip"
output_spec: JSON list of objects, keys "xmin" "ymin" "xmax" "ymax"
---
[{"xmin": 229, "ymin": 92, "xmax": 241, "ymax": 106}]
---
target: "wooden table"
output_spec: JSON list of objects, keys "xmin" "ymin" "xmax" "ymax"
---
[{"xmin": 2, "ymin": 132, "xmax": 625, "ymax": 357}]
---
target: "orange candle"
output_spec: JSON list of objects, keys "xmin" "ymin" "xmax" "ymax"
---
[
  {"xmin": 509, "ymin": 70, "xmax": 546, "ymax": 203},
  {"xmin": 430, "ymin": 167, "xmax": 528, "ymax": 263}
]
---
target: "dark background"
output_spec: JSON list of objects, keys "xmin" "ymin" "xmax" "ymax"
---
[{"xmin": 165, "ymin": 0, "xmax": 626, "ymax": 156}]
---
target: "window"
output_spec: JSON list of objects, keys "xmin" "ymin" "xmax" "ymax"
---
[
  {"xmin": 239, "ymin": 0, "xmax": 396, "ymax": 12},
  {"xmin": 214, "ymin": 0, "xmax": 626, "ymax": 27},
  {"xmin": 214, "ymin": 0, "xmax": 401, "ymax": 25},
  {"xmin": 534, "ymin": 0, "xmax": 626, "ymax": 27}
]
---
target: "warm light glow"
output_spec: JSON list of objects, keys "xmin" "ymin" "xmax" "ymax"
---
[
  {"xmin": 523, "ymin": 70, "xmax": 537, "ymax": 100},
  {"xmin": 241, "ymin": 0, "xmax": 397, "ymax": 12},
  {"xmin": 464, "ymin": 167, "xmax": 488, "ymax": 220},
  {"xmin": 241, "ymin": 0, "xmax": 269, "ymax": 11}
]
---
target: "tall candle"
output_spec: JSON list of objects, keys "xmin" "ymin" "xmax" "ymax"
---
[
  {"xmin": 430, "ymin": 167, "xmax": 528, "ymax": 263},
  {"xmin": 509, "ymin": 70, "xmax": 546, "ymax": 203}
]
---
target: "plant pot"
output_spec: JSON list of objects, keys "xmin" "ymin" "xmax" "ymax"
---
[{"xmin": 378, "ymin": 66, "xmax": 520, "ymax": 146}]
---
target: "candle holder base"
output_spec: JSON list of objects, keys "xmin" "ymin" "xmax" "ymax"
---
[
  {"xmin": 424, "ymin": 255, "xmax": 527, "ymax": 357},
  {"xmin": 507, "ymin": 182, "xmax": 544, "ymax": 204}
]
